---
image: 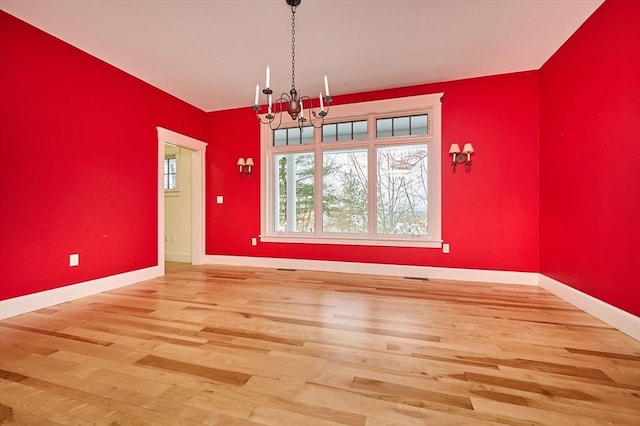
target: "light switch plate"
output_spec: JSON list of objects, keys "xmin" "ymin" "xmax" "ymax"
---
[
  {"xmin": 69, "ymin": 254, "xmax": 79, "ymax": 267},
  {"xmin": 216, "ymin": 195, "xmax": 224, "ymax": 204}
]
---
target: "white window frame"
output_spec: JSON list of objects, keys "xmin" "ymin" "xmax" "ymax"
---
[
  {"xmin": 164, "ymin": 147, "xmax": 181, "ymax": 196},
  {"xmin": 260, "ymin": 93, "xmax": 443, "ymax": 248}
]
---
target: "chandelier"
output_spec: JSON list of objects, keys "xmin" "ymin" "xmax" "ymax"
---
[{"xmin": 253, "ymin": 0, "xmax": 332, "ymax": 129}]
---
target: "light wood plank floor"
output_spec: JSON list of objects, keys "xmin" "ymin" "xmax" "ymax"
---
[
  {"xmin": 164, "ymin": 261, "xmax": 192, "ymax": 274},
  {"xmin": 1, "ymin": 265, "xmax": 639, "ymax": 425}
]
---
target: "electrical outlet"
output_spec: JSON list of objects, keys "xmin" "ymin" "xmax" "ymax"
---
[
  {"xmin": 251, "ymin": 237, "xmax": 257, "ymax": 246},
  {"xmin": 69, "ymin": 254, "xmax": 79, "ymax": 267},
  {"xmin": 442, "ymin": 244, "xmax": 450, "ymax": 254},
  {"xmin": 217, "ymin": 195, "xmax": 224, "ymax": 204}
]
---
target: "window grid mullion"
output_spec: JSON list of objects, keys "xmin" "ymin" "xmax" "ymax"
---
[
  {"xmin": 314, "ymin": 127, "xmax": 323, "ymax": 237},
  {"xmin": 368, "ymin": 121, "xmax": 376, "ymax": 237}
]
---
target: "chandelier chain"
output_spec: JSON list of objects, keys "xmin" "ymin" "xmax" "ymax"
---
[{"xmin": 290, "ymin": 5, "xmax": 296, "ymax": 91}]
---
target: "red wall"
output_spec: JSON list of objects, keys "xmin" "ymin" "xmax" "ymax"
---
[
  {"xmin": 539, "ymin": 0, "xmax": 640, "ymax": 316},
  {"xmin": 0, "ymin": 12, "xmax": 207, "ymax": 300},
  {"xmin": 206, "ymin": 72, "xmax": 540, "ymax": 272}
]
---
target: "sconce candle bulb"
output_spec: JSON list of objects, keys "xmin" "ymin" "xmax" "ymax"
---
[
  {"xmin": 448, "ymin": 143, "xmax": 461, "ymax": 163},
  {"xmin": 237, "ymin": 157, "xmax": 245, "ymax": 173},
  {"xmin": 245, "ymin": 157, "xmax": 254, "ymax": 174},
  {"xmin": 463, "ymin": 143, "xmax": 474, "ymax": 162}
]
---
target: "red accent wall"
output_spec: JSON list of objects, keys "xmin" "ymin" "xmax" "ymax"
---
[
  {"xmin": 0, "ymin": 12, "xmax": 207, "ymax": 300},
  {"xmin": 540, "ymin": 0, "xmax": 640, "ymax": 316},
  {"xmin": 206, "ymin": 72, "xmax": 540, "ymax": 272}
]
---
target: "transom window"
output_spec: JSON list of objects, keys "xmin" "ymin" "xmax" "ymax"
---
[
  {"xmin": 322, "ymin": 120, "xmax": 368, "ymax": 142},
  {"xmin": 261, "ymin": 93, "xmax": 442, "ymax": 248},
  {"xmin": 274, "ymin": 126, "xmax": 313, "ymax": 145},
  {"xmin": 376, "ymin": 114, "xmax": 428, "ymax": 138}
]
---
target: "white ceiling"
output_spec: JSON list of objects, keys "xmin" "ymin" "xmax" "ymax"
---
[{"xmin": 1, "ymin": 0, "xmax": 603, "ymax": 112}]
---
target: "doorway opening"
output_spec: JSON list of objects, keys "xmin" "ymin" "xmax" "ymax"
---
[
  {"xmin": 164, "ymin": 143, "xmax": 194, "ymax": 265},
  {"xmin": 157, "ymin": 127, "xmax": 208, "ymax": 276}
]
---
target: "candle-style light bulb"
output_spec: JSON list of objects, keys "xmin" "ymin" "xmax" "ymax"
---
[
  {"xmin": 254, "ymin": 84, "xmax": 259, "ymax": 106},
  {"xmin": 324, "ymin": 75, "xmax": 330, "ymax": 97},
  {"xmin": 319, "ymin": 92, "xmax": 324, "ymax": 112},
  {"xmin": 266, "ymin": 66, "xmax": 270, "ymax": 89}
]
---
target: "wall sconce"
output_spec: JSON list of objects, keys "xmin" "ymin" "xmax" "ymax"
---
[
  {"xmin": 236, "ymin": 157, "xmax": 254, "ymax": 175},
  {"xmin": 449, "ymin": 143, "xmax": 474, "ymax": 173}
]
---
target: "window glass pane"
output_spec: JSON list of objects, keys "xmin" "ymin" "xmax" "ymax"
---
[
  {"xmin": 168, "ymin": 174, "xmax": 177, "ymax": 190},
  {"xmin": 337, "ymin": 122, "xmax": 352, "ymax": 141},
  {"xmin": 283, "ymin": 127, "xmax": 313, "ymax": 145},
  {"xmin": 376, "ymin": 115, "xmax": 428, "ymax": 138},
  {"xmin": 274, "ymin": 129, "xmax": 287, "ymax": 146},
  {"xmin": 274, "ymin": 153, "xmax": 315, "ymax": 232},
  {"xmin": 323, "ymin": 121, "xmax": 368, "ymax": 142},
  {"xmin": 168, "ymin": 158, "xmax": 177, "ymax": 173},
  {"xmin": 288, "ymin": 128, "xmax": 301, "ymax": 145},
  {"xmin": 411, "ymin": 115, "xmax": 428, "ymax": 135},
  {"xmin": 376, "ymin": 145, "xmax": 428, "ymax": 235},
  {"xmin": 353, "ymin": 120, "xmax": 368, "ymax": 140},
  {"xmin": 322, "ymin": 123, "xmax": 336, "ymax": 142},
  {"xmin": 164, "ymin": 159, "xmax": 169, "ymax": 174},
  {"xmin": 323, "ymin": 149, "xmax": 368, "ymax": 233},
  {"xmin": 376, "ymin": 118, "xmax": 393, "ymax": 138},
  {"xmin": 164, "ymin": 175, "xmax": 169, "ymax": 190},
  {"xmin": 393, "ymin": 116, "xmax": 410, "ymax": 137},
  {"xmin": 300, "ymin": 126, "xmax": 314, "ymax": 144}
]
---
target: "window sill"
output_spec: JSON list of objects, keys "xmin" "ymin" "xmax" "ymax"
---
[
  {"xmin": 260, "ymin": 234, "xmax": 442, "ymax": 248},
  {"xmin": 164, "ymin": 190, "xmax": 181, "ymax": 197}
]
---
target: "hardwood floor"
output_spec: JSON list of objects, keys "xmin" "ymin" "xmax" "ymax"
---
[
  {"xmin": 1, "ymin": 265, "xmax": 639, "ymax": 425},
  {"xmin": 164, "ymin": 261, "xmax": 192, "ymax": 274}
]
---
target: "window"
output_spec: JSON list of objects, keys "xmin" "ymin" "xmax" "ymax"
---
[
  {"xmin": 164, "ymin": 155, "xmax": 177, "ymax": 190},
  {"xmin": 261, "ymin": 93, "xmax": 442, "ymax": 248},
  {"xmin": 323, "ymin": 148, "xmax": 368, "ymax": 233},
  {"xmin": 322, "ymin": 120, "xmax": 368, "ymax": 142},
  {"xmin": 274, "ymin": 152, "xmax": 315, "ymax": 232}
]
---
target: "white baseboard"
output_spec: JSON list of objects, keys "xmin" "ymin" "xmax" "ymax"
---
[
  {"xmin": 165, "ymin": 252, "xmax": 192, "ymax": 263},
  {"xmin": 539, "ymin": 274, "xmax": 640, "ymax": 341},
  {"xmin": 204, "ymin": 255, "xmax": 539, "ymax": 285},
  {"xmin": 0, "ymin": 266, "xmax": 162, "ymax": 320}
]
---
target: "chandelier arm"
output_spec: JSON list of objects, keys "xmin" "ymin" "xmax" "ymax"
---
[
  {"xmin": 311, "ymin": 96, "xmax": 331, "ymax": 118},
  {"xmin": 268, "ymin": 92, "xmax": 292, "ymax": 131},
  {"xmin": 298, "ymin": 95, "xmax": 327, "ymax": 129},
  {"xmin": 254, "ymin": 92, "xmax": 291, "ymax": 127},
  {"xmin": 253, "ymin": 105, "xmax": 272, "ymax": 125},
  {"xmin": 297, "ymin": 95, "xmax": 308, "ymax": 128}
]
